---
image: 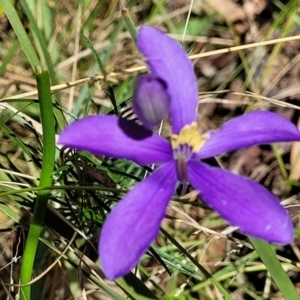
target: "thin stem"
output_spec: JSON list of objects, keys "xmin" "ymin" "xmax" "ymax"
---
[{"xmin": 20, "ymin": 68, "xmax": 55, "ymax": 300}]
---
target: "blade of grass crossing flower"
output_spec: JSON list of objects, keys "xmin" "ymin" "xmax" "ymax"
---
[
  {"xmin": 161, "ymin": 228, "xmax": 234, "ymax": 300},
  {"xmin": 20, "ymin": 68, "xmax": 55, "ymax": 300},
  {"xmin": 0, "ymin": 0, "xmax": 40, "ymax": 69},
  {"xmin": 250, "ymin": 238, "xmax": 300, "ymax": 300},
  {"xmin": 121, "ymin": 8, "xmax": 137, "ymax": 43}
]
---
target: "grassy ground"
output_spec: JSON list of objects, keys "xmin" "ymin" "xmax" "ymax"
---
[{"xmin": 0, "ymin": 0, "xmax": 300, "ymax": 299}]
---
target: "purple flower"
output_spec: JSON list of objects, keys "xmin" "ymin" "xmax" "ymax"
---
[{"xmin": 59, "ymin": 26, "xmax": 299, "ymax": 280}]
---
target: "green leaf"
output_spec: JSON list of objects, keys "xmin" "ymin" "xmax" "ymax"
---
[
  {"xmin": 172, "ymin": 16, "xmax": 215, "ymax": 36},
  {"xmin": 0, "ymin": 0, "xmax": 40, "ymax": 69},
  {"xmin": 116, "ymin": 274, "xmax": 159, "ymax": 300},
  {"xmin": 20, "ymin": 68, "xmax": 56, "ymax": 300},
  {"xmin": 161, "ymin": 228, "xmax": 234, "ymax": 300},
  {"xmin": 250, "ymin": 238, "xmax": 300, "ymax": 300},
  {"xmin": 122, "ymin": 8, "xmax": 137, "ymax": 43},
  {"xmin": 20, "ymin": 0, "xmax": 57, "ymax": 87}
]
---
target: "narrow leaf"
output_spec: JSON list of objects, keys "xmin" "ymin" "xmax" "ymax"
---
[
  {"xmin": 0, "ymin": 0, "xmax": 40, "ymax": 69},
  {"xmin": 250, "ymin": 238, "xmax": 300, "ymax": 300}
]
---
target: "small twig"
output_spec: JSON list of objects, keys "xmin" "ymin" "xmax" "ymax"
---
[{"xmin": 3, "ymin": 232, "xmax": 77, "ymax": 288}]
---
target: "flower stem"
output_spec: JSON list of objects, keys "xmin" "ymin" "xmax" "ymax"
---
[{"xmin": 20, "ymin": 68, "xmax": 55, "ymax": 300}]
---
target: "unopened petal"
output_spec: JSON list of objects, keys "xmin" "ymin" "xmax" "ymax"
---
[
  {"xmin": 197, "ymin": 111, "xmax": 300, "ymax": 159},
  {"xmin": 133, "ymin": 75, "xmax": 170, "ymax": 128},
  {"xmin": 188, "ymin": 161, "xmax": 293, "ymax": 244},
  {"xmin": 59, "ymin": 115, "xmax": 172, "ymax": 165},
  {"xmin": 99, "ymin": 161, "xmax": 177, "ymax": 280},
  {"xmin": 137, "ymin": 26, "xmax": 198, "ymax": 134}
]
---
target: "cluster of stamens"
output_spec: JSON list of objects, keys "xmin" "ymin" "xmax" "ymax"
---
[
  {"xmin": 170, "ymin": 122, "xmax": 207, "ymax": 182},
  {"xmin": 171, "ymin": 122, "xmax": 207, "ymax": 154}
]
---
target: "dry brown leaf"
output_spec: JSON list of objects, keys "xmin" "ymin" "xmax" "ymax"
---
[
  {"xmin": 243, "ymin": 0, "xmax": 267, "ymax": 19},
  {"xmin": 224, "ymin": 78, "xmax": 245, "ymax": 110},
  {"xmin": 228, "ymin": 146, "xmax": 262, "ymax": 176},
  {"xmin": 203, "ymin": 0, "xmax": 246, "ymax": 23},
  {"xmin": 199, "ymin": 236, "xmax": 227, "ymax": 272}
]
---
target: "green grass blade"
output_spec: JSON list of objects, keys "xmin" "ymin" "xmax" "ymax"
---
[
  {"xmin": 0, "ymin": 202, "xmax": 22, "ymax": 224},
  {"xmin": 81, "ymin": 32, "xmax": 107, "ymax": 76},
  {"xmin": 81, "ymin": 33, "xmax": 119, "ymax": 115},
  {"xmin": 250, "ymin": 238, "xmax": 300, "ymax": 300},
  {"xmin": 20, "ymin": 68, "xmax": 55, "ymax": 300},
  {"xmin": 0, "ymin": 120, "xmax": 32, "ymax": 157},
  {"xmin": 71, "ymin": 22, "xmax": 123, "ymax": 119},
  {"xmin": 18, "ymin": 0, "xmax": 65, "ymax": 128},
  {"xmin": 121, "ymin": 8, "xmax": 137, "ymax": 43},
  {"xmin": 161, "ymin": 228, "xmax": 233, "ymax": 300},
  {"xmin": 20, "ymin": 0, "xmax": 57, "ymax": 86},
  {"xmin": 0, "ymin": 39, "xmax": 19, "ymax": 76},
  {"xmin": 0, "ymin": 0, "xmax": 40, "ymax": 69}
]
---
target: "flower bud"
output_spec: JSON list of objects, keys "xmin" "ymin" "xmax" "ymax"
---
[{"xmin": 133, "ymin": 75, "xmax": 170, "ymax": 129}]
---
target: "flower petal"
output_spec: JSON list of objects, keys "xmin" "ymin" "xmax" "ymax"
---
[
  {"xmin": 188, "ymin": 161, "xmax": 293, "ymax": 244},
  {"xmin": 99, "ymin": 161, "xmax": 177, "ymax": 280},
  {"xmin": 133, "ymin": 75, "xmax": 170, "ymax": 129},
  {"xmin": 197, "ymin": 111, "xmax": 300, "ymax": 159},
  {"xmin": 59, "ymin": 115, "xmax": 172, "ymax": 165},
  {"xmin": 137, "ymin": 26, "xmax": 198, "ymax": 134}
]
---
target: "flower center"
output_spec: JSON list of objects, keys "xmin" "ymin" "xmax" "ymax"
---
[{"xmin": 171, "ymin": 122, "xmax": 207, "ymax": 182}]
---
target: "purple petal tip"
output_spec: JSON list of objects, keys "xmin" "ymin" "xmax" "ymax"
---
[
  {"xmin": 99, "ymin": 162, "xmax": 177, "ymax": 280},
  {"xmin": 133, "ymin": 75, "xmax": 170, "ymax": 128},
  {"xmin": 137, "ymin": 26, "xmax": 198, "ymax": 133},
  {"xmin": 188, "ymin": 161, "xmax": 294, "ymax": 245}
]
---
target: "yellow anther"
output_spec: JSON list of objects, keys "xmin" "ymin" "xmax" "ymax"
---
[{"xmin": 170, "ymin": 122, "xmax": 207, "ymax": 153}]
